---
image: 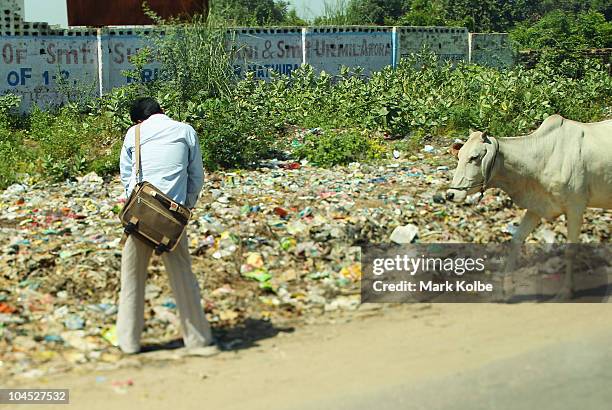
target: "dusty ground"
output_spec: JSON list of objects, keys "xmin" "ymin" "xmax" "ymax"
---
[
  {"xmin": 11, "ymin": 303, "xmax": 612, "ymax": 410},
  {"xmin": 1, "ymin": 151, "xmax": 610, "ymax": 407},
  {"xmin": 1, "ymin": 152, "xmax": 610, "ymax": 380}
]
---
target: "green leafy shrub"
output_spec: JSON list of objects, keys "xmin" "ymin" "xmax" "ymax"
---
[
  {"xmin": 29, "ymin": 108, "xmax": 87, "ymax": 161},
  {"xmin": 100, "ymin": 85, "xmax": 146, "ymax": 131},
  {"xmin": 195, "ymin": 97, "xmax": 276, "ymax": 170},
  {"xmin": 22, "ymin": 106, "xmax": 123, "ymax": 181},
  {"xmin": 0, "ymin": 128, "xmax": 28, "ymax": 188},
  {"xmin": 0, "ymin": 93, "xmax": 22, "ymax": 131},
  {"xmin": 242, "ymin": 53, "xmax": 612, "ymax": 140},
  {"xmin": 0, "ymin": 94, "xmax": 21, "ymax": 117},
  {"xmin": 144, "ymin": 12, "xmax": 239, "ymax": 121},
  {"xmin": 293, "ymin": 128, "xmax": 385, "ymax": 167},
  {"xmin": 511, "ymin": 10, "xmax": 612, "ymax": 51},
  {"xmin": 90, "ymin": 139, "xmax": 123, "ymax": 177},
  {"xmin": 510, "ymin": 10, "xmax": 612, "ymax": 74},
  {"xmin": 3, "ymin": 45, "xmax": 612, "ymax": 185}
]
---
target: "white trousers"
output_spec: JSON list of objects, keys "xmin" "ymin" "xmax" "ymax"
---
[{"xmin": 117, "ymin": 233, "xmax": 212, "ymax": 354}]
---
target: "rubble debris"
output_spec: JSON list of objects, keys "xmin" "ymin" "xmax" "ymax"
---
[{"xmin": 0, "ymin": 147, "xmax": 608, "ymax": 381}]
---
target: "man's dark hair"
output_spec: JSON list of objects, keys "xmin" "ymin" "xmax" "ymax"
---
[{"xmin": 130, "ymin": 97, "xmax": 163, "ymax": 123}]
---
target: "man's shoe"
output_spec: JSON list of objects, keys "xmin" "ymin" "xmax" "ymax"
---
[{"xmin": 179, "ymin": 344, "xmax": 221, "ymax": 358}]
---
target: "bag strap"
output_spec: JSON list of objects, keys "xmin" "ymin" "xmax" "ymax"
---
[{"xmin": 134, "ymin": 124, "xmax": 142, "ymax": 182}]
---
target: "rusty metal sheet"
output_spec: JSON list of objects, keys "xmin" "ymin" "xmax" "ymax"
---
[{"xmin": 66, "ymin": 0, "xmax": 208, "ymax": 27}]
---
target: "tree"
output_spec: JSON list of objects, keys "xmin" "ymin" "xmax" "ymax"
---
[
  {"xmin": 210, "ymin": 0, "xmax": 612, "ymax": 29},
  {"xmin": 444, "ymin": 0, "xmax": 509, "ymax": 32},
  {"xmin": 313, "ymin": 0, "xmax": 353, "ymax": 26},
  {"xmin": 505, "ymin": 0, "xmax": 612, "ymax": 25},
  {"xmin": 345, "ymin": 0, "xmax": 406, "ymax": 25},
  {"xmin": 211, "ymin": 0, "xmax": 292, "ymax": 25},
  {"xmin": 284, "ymin": 9, "xmax": 308, "ymax": 26},
  {"xmin": 396, "ymin": 0, "xmax": 448, "ymax": 26},
  {"xmin": 511, "ymin": 10, "xmax": 612, "ymax": 50}
]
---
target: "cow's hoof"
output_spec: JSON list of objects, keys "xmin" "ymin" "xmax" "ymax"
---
[
  {"xmin": 492, "ymin": 287, "xmax": 513, "ymax": 303},
  {"xmin": 553, "ymin": 288, "xmax": 573, "ymax": 302},
  {"xmin": 500, "ymin": 276, "xmax": 515, "ymax": 301}
]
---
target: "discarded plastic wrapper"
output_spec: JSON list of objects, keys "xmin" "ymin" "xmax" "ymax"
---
[
  {"xmin": 102, "ymin": 325, "xmax": 119, "ymax": 347},
  {"xmin": 0, "ymin": 149, "xmax": 608, "ymax": 380}
]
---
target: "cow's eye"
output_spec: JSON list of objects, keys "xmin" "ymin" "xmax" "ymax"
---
[{"xmin": 469, "ymin": 155, "xmax": 479, "ymax": 163}]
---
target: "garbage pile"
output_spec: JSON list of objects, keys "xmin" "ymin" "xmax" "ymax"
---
[{"xmin": 0, "ymin": 146, "xmax": 609, "ymax": 380}]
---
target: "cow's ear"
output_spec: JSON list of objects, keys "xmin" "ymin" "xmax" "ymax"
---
[{"xmin": 450, "ymin": 142, "xmax": 463, "ymax": 157}]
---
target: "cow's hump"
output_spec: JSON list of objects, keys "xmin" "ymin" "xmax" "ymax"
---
[{"xmin": 532, "ymin": 114, "xmax": 565, "ymax": 138}]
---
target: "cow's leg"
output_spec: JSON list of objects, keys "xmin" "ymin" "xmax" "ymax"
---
[
  {"xmin": 555, "ymin": 208, "xmax": 584, "ymax": 300},
  {"xmin": 501, "ymin": 210, "xmax": 541, "ymax": 300},
  {"xmin": 505, "ymin": 210, "xmax": 541, "ymax": 272}
]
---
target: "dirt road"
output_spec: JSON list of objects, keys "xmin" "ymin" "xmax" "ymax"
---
[{"xmin": 14, "ymin": 304, "xmax": 612, "ymax": 410}]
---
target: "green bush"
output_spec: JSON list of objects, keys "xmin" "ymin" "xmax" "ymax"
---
[
  {"xmin": 0, "ymin": 128, "xmax": 27, "ymax": 189},
  {"xmin": 15, "ymin": 106, "xmax": 122, "ymax": 182},
  {"xmin": 3, "ymin": 47, "xmax": 612, "ymax": 185},
  {"xmin": 510, "ymin": 10, "xmax": 612, "ymax": 73},
  {"xmin": 293, "ymin": 128, "xmax": 385, "ymax": 167},
  {"xmin": 0, "ymin": 94, "xmax": 21, "ymax": 118},
  {"xmin": 144, "ymin": 13, "xmax": 238, "ymax": 122},
  {"xmin": 195, "ymin": 97, "xmax": 276, "ymax": 170},
  {"xmin": 26, "ymin": 108, "xmax": 85, "ymax": 181},
  {"xmin": 221, "ymin": 53, "xmax": 612, "ymax": 143},
  {"xmin": 511, "ymin": 10, "xmax": 612, "ymax": 51},
  {"xmin": 0, "ymin": 95, "xmax": 28, "ymax": 188}
]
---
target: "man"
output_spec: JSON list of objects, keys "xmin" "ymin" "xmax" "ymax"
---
[{"xmin": 118, "ymin": 97, "xmax": 215, "ymax": 355}]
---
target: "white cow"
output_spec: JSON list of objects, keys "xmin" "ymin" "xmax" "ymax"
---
[{"xmin": 446, "ymin": 114, "xmax": 612, "ymax": 298}]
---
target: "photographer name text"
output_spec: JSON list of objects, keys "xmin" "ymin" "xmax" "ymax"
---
[{"xmin": 373, "ymin": 280, "xmax": 493, "ymax": 293}]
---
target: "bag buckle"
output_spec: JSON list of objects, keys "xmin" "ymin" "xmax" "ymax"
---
[
  {"xmin": 155, "ymin": 237, "xmax": 172, "ymax": 255},
  {"xmin": 124, "ymin": 216, "xmax": 138, "ymax": 235}
]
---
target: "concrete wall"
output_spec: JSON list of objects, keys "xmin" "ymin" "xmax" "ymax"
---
[
  {"xmin": 0, "ymin": 33, "xmax": 99, "ymax": 107},
  {"xmin": 519, "ymin": 48, "xmax": 612, "ymax": 74},
  {"xmin": 232, "ymin": 27, "xmax": 303, "ymax": 80},
  {"xmin": 1, "ymin": 0, "xmax": 23, "ymax": 15},
  {"xmin": 469, "ymin": 33, "xmax": 515, "ymax": 68},
  {"xmin": 2, "ymin": 0, "xmax": 54, "ymax": 36},
  {"xmin": 0, "ymin": 23, "xmax": 515, "ymax": 110},
  {"xmin": 305, "ymin": 27, "xmax": 393, "ymax": 76},
  {"xmin": 398, "ymin": 26, "xmax": 469, "ymax": 64},
  {"xmin": 103, "ymin": 28, "xmax": 161, "ymax": 92}
]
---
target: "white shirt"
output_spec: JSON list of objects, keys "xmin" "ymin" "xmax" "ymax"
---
[{"xmin": 119, "ymin": 114, "xmax": 204, "ymax": 208}]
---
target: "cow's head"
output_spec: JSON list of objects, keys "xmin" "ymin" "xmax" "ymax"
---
[{"xmin": 446, "ymin": 131, "xmax": 499, "ymax": 203}]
